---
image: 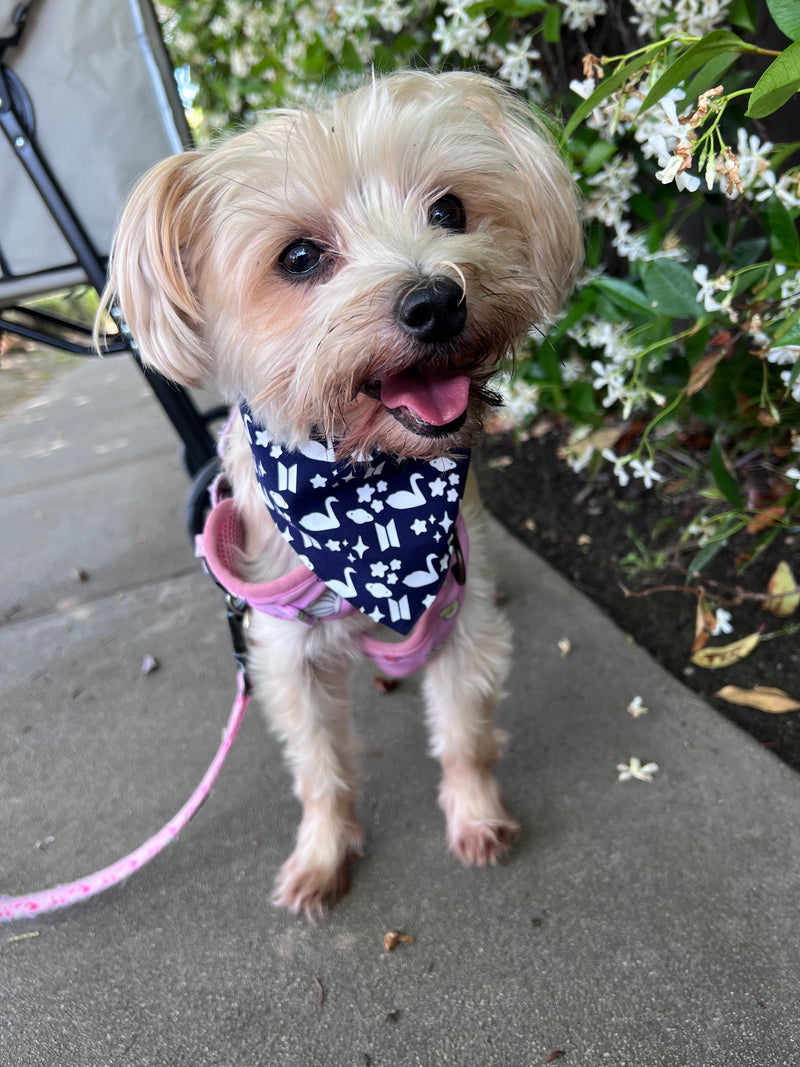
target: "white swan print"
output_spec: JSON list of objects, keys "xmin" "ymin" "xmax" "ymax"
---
[
  {"xmin": 299, "ymin": 496, "xmax": 340, "ymax": 531},
  {"xmin": 403, "ymin": 553, "xmax": 442, "ymax": 587},
  {"xmin": 386, "ymin": 472, "xmax": 427, "ymax": 509}
]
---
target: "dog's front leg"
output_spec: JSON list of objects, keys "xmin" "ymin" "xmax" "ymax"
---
[
  {"xmin": 247, "ymin": 615, "xmax": 363, "ymax": 918},
  {"xmin": 422, "ymin": 493, "xmax": 519, "ymax": 866}
]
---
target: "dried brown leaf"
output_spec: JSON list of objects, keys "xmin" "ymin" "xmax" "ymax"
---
[
  {"xmin": 383, "ymin": 931, "xmax": 414, "ymax": 952},
  {"xmin": 716, "ymin": 685, "xmax": 800, "ymax": 714},
  {"xmin": 690, "ymin": 631, "xmax": 760, "ymax": 669},
  {"xmin": 763, "ymin": 561, "xmax": 799, "ymax": 617},
  {"xmin": 746, "ymin": 504, "xmax": 786, "ymax": 535},
  {"xmin": 691, "ymin": 588, "xmax": 716, "ymax": 654},
  {"xmin": 686, "ymin": 350, "xmax": 724, "ymax": 396}
]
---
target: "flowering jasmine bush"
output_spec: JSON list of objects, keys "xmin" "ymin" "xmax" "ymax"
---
[{"xmin": 156, "ymin": 0, "xmax": 800, "ymax": 569}]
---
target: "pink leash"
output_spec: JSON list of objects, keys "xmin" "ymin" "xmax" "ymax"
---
[{"xmin": 0, "ymin": 673, "xmax": 250, "ymax": 922}]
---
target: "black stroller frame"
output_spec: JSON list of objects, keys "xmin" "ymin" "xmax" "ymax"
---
[{"xmin": 0, "ymin": 1, "xmax": 220, "ymax": 532}]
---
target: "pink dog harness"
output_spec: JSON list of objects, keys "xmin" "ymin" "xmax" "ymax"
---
[{"xmin": 197, "ymin": 494, "xmax": 469, "ymax": 678}]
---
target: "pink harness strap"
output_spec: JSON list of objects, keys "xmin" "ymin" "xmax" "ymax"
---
[{"xmin": 197, "ymin": 497, "xmax": 469, "ymax": 677}]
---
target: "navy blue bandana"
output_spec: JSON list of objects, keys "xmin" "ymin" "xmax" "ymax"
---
[{"xmin": 240, "ymin": 404, "xmax": 470, "ymax": 635}]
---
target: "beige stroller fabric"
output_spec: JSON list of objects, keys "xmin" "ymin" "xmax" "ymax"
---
[{"xmin": 0, "ymin": 0, "xmax": 189, "ymax": 304}]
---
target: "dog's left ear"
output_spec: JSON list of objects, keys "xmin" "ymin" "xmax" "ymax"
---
[
  {"xmin": 458, "ymin": 75, "xmax": 584, "ymax": 318},
  {"xmin": 96, "ymin": 151, "xmax": 214, "ymax": 387}
]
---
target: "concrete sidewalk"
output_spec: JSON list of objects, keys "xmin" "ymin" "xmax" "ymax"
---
[{"xmin": 1, "ymin": 357, "xmax": 798, "ymax": 1067}]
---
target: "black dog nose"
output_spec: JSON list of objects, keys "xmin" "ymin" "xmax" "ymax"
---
[{"xmin": 396, "ymin": 277, "xmax": 466, "ymax": 344}]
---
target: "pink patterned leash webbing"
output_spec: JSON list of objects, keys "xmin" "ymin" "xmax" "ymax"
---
[{"xmin": 0, "ymin": 674, "xmax": 250, "ymax": 922}]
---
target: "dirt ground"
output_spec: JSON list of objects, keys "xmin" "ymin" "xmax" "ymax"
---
[
  {"xmin": 475, "ymin": 427, "xmax": 800, "ymax": 773},
  {"xmin": 3, "ymin": 340, "xmax": 798, "ymax": 772}
]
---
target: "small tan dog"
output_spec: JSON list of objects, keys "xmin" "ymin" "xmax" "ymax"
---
[{"xmin": 100, "ymin": 71, "xmax": 582, "ymax": 917}]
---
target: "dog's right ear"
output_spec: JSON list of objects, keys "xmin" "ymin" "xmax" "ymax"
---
[{"xmin": 96, "ymin": 151, "xmax": 212, "ymax": 387}]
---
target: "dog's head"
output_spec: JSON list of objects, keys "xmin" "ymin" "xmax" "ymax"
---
[{"xmin": 101, "ymin": 71, "xmax": 582, "ymax": 460}]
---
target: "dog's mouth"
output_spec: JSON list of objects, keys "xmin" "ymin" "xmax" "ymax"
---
[{"xmin": 361, "ymin": 366, "xmax": 471, "ymax": 438}]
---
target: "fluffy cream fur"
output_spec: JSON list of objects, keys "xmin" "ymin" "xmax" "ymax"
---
[{"xmin": 99, "ymin": 71, "xmax": 582, "ymax": 917}]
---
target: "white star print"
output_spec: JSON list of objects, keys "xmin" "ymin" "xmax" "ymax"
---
[
  {"xmin": 370, "ymin": 561, "xmax": 389, "ymax": 578},
  {"xmin": 369, "ymin": 606, "xmax": 385, "ymax": 623},
  {"xmin": 310, "ymin": 473, "xmax": 327, "ymax": 489},
  {"xmin": 268, "ymin": 442, "xmax": 282, "ymax": 457},
  {"xmin": 325, "ymin": 539, "xmax": 341, "ymax": 552},
  {"xmin": 429, "ymin": 477, "xmax": 447, "ymax": 497},
  {"xmin": 440, "ymin": 514, "xmax": 454, "ymax": 533},
  {"xmin": 447, "ymin": 488, "xmax": 459, "ymax": 502},
  {"xmin": 353, "ymin": 536, "xmax": 369, "ymax": 558},
  {"xmin": 357, "ymin": 485, "xmax": 375, "ymax": 503},
  {"xmin": 411, "ymin": 518, "xmax": 427, "ymax": 535}
]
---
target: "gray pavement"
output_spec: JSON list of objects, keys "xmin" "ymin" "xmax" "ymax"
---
[{"xmin": 1, "ymin": 356, "xmax": 799, "ymax": 1067}]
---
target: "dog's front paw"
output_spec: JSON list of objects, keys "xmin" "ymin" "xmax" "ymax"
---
[
  {"xmin": 273, "ymin": 853, "xmax": 355, "ymax": 919},
  {"xmin": 447, "ymin": 815, "xmax": 519, "ymax": 867},
  {"xmin": 440, "ymin": 767, "xmax": 519, "ymax": 867},
  {"xmin": 273, "ymin": 817, "xmax": 363, "ymax": 919}
]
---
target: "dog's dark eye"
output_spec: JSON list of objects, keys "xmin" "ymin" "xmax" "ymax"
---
[
  {"xmin": 279, "ymin": 240, "xmax": 325, "ymax": 277},
  {"xmin": 428, "ymin": 195, "xmax": 466, "ymax": 234}
]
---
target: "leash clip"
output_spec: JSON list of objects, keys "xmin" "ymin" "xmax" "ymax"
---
[{"xmin": 224, "ymin": 592, "xmax": 252, "ymax": 695}]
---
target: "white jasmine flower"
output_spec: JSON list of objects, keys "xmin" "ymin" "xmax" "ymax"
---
[
  {"xmin": 591, "ymin": 361, "xmax": 627, "ymax": 407},
  {"xmin": 601, "ymin": 448, "xmax": 630, "ymax": 487},
  {"xmin": 767, "ymin": 345, "xmax": 800, "ymax": 366},
  {"xmin": 772, "ymin": 172, "xmax": 800, "ymax": 211},
  {"xmin": 495, "ymin": 36, "xmax": 542, "ymax": 91},
  {"xmin": 693, "ymin": 265, "xmax": 732, "ymax": 314},
  {"xmin": 781, "ymin": 368, "xmax": 800, "ymax": 403},
  {"xmin": 617, "ymin": 757, "xmax": 659, "ymax": 782},
  {"xmin": 629, "ymin": 457, "xmax": 662, "ymax": 488},
  {"xmin": 558, "ymin": 0, "xmax": 607, "ymax": 31},
  {"xmin": 634, "ymin": 90, "xmax": 688, "ymax": 162},
  {"xmin": 655, "ymin": 150, "xmax": 701, "ymax": 192},
  {"xmin": 732, "ymin": 129, "xmax": 775, "ymax": 199},
  {"xmin": 666, "ymin": 0, "xmax": 732, "ymax": 37},
  {"xmin": 629, "ymin": 0, "xmax": 669, "ymax": 39},
  {"xmin": 497, "ymin": 375, "xmax": 540, "ymax": 424},
  {"xmin": 433, "ymin": 5, "xmax": 490, "ymax": 58},
  {"xmin": 711, "ymin": 608, "xmax": 734, "ymax": 636},
  {"xmin": 627, "ymin": 696, "xmax": 649, "ymax": 718},
  {"xmin": 585, "ymin": 155, "xmax": 641, "ymax": 228}
]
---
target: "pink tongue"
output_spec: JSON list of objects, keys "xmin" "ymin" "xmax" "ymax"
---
[{"xmin": 380, "ymin": 369, "xmax": 470, "ymax": 426}]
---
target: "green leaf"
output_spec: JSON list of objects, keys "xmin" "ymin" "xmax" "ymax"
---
[
  {"xmin": 639, "ymin": 30, "xmax": 748, "ymax": 114},
  {"xmin": 641, "ymin": 260, "xmax": 700, "ymax": 319},
  {"xmin": 688, "ymin": 514, "xmax": 742, "ymax": 573},
  {"xmin": 566, "ymin": 380, "xmax": 597, "ymax": 415},
  {"xmin": 590, "ymin": 276, "xmax": 652, "ymax": 316},
  {"xmin": 709, "ymin": 432, "xmax": 744, "ymax": 508},
  {"xmin": 773, "ymin": 307, "xmax": 800, "ymax": 345},
  {"xmin": 543, "ymin": 3, "xmax": 561, "ymax": 43},
  {"xmin": 564, "ymin": 51, "xmax": 653, "ymax": 139},
  {"xmin": 579, "ymin": 137, "xmax": 618, "ymax": 176},
  {"xmin": 766, "ymin": 195, "xmax": 800, "ymax": 264},
  {"xmin": 727, "ymin": 0, "xmax": 759, "ymax": 33},
  {"xmin": 766, "ymin": 0, "xmax": 800, "ymax": 41},
  {"xmin": 746, "ymin": 41, "xmax": 800, "ymax": 119},
  {"xmin": 685, "ymin": 52, "xmax": 739, "ymax": 107}
]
